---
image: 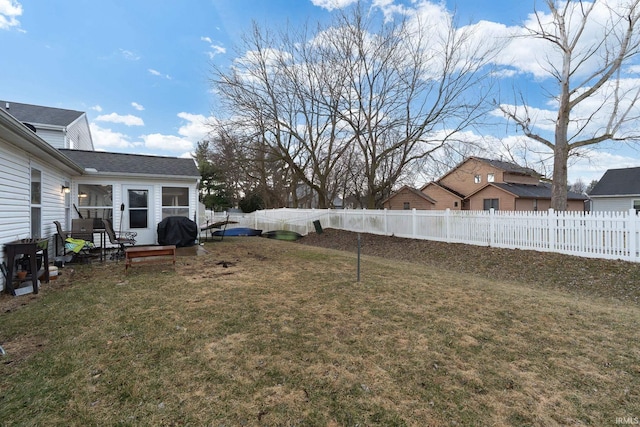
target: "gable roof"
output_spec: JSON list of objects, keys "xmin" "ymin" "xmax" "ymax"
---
[
  {"xmin": 589, "ymin": 167, "xmax": 640, "ymax": 196},
  {"xmin": 59, "ymin": 149, "xmax": 200, "ymax": 179},
  {"xmin": 470, "ymin": 182, "xmax": 588, "ymax": 200},
  {"xmin": 436, "ymin": 156, "xmax": 541, "ymax": 183},
  {"xmin": 0, "ymin": 108, "xmax": 84, "ymax": 175},
  {"xmin": 1, "ymin": 100, "xmax": 84, "ymax": 127},
  {"xmin": 382, "ymin": 185, "xmax": 436, "ymax": 205},
  {"xmin": 421, "ymin": 181, "xmax": 465, "ymax": 199},
  {"xmin": 470, "ymin": 157, "xmax": 541, "ymax": 177}
]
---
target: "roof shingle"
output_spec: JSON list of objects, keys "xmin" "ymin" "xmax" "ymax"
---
[
  {"xmin": 59, "ymin": 149, "xmax": 200, "ymax": 178},
  {"xmin": 588, "ymin": 167, "xmax": 640, "ymax": 196},
  {"xmin": 1, "ymin": 100, "xmax": 84, "ymax": 127}
]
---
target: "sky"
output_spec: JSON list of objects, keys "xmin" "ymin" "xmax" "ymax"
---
[{"xmin": 1, "ymin": 0, "xmax": 640, "ymax": 186}]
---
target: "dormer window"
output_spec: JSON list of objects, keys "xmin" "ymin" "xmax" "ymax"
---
[
  {"xmin": 487, "ymin": 173, "xmax": 495, "ymax": 182},
  {"xmin": 474, "ymin": 174, "xmax": 481, "ymax": 184}
]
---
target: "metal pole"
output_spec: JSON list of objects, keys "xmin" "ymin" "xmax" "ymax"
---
[{"xmin": 357, "ymin": 233, "xmax": 361, "ymax": 282}]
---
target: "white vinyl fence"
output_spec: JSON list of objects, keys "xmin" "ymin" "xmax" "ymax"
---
[{"xmin": 206, "ymin": 208, "xmax": 640, "ymax": 262}]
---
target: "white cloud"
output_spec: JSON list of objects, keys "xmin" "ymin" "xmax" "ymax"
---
[
  {"xmin": 0, "ymin": 0, "xmax": 22, "ymax": 30},
  {"xmin": 176, "ymin": 112, "xmax": 211, "ymax": 140},
  {"xmin": 91, "ymin": 105, "xmax": 103, "ymax": 112},
  {"xmin": 488, "ymin": 1, "xmax": 640, "ymax": 80},
  {"xmin": 310, "ymin": 0, "xmax": 358, "ymax": 11},
  {"xmin": 142, "ymin": 133, "xmax": 194, "ymax": 152},
  {"xmin": 95, "ymin": 112, "xmax": 144, "ymax": 126},
  {"xmin": 90, "ymin": 123, "xmax": 133, "ymax": 149},
  {"xmin": 567, "ymin": 150, "xmax": 640, "ymax": 183},
  {"xmin": 206, "ymin": 44, "xmax": 226, "ymax": 59},
  {"xmin": 148, "ymin": 68, "xmax": 172, "ymax": 79},
  {"xmin": 119, "ymin": 48, "xmax": 140, "ymax": 61},
  {"xmin": 131, "ymin": 102, "xmax": 144, "ymax": 111},
  {"xmin": 202, "ymin": 36, "xmax": 226, "ymax": 59},
  {"xmin": 139, "ymin": 112, "xmax": 212, "ymax": 153}
]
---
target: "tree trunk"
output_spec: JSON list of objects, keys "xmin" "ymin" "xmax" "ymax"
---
[
  {"xmin": 550, "ymin": 143, "xmax": 569, "ymax": 211},
  {"xmin": 551, "ymin": 97, "xmax": 570, "ymax": 211}
]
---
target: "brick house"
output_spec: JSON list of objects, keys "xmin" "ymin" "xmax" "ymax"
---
[
  {"xmin": 380, "ymin": 185, "xmax": 436, "ymax": 210},
  {"xmin": 383, "ymin": 157, "xmax": 587, "ymax": 211}
]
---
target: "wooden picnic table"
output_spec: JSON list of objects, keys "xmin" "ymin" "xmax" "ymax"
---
[{"xmin": 124, "ymin": 245, "xmax": 176, "ymax": 272}]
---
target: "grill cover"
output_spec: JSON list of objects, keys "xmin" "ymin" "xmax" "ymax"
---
[{"xmin": 157, "ymin": 216, "xmax": 198, "ymax": 247}]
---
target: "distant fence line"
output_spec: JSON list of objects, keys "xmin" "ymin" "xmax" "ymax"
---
[{"xmin": 206, "ymin": 208, "xmax": 640, "ymax": 263}]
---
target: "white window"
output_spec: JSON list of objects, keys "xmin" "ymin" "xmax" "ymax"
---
[
  {"xmin": 162, "ymin": 187, "xmax": 190, "ymax": 219},
  {"xmin": 487, "ymin": 173, "xmax": 495, "ymax": 182},
  {"xmin": 634, "ymin": 200, "xmax": 640, "ymax": 213},
  {"xmin": 77, "ymin": 184, "xmax": 113, "ymax": 225},
  {"xmin": 31, "ymin": 168, "xmax": 42, "ymax": 238},
  {"xmin": 483, "ymin": 198, "xmax": 499, "ymax": 210},
  {"xmin": 474, "ymin": 174, "xmax": 481, "ymax": 184}
]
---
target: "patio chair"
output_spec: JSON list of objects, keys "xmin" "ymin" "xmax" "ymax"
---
[
  {"xmin": 53, "ymin": 220, "xmax": 70, "ymax": 256},
  {"xmin": 64, "ymin": 237, "xmax": 95, "ymax": 263},
  {"xmin": 69, "ymin": 218, "xmax": 100, "ymax": 263},
  {"xmin": 103, "ymin": 219, "xmax": 137, "ymax": 260},
  {"xmin": 71, "ymin": 218, "xmax": 95, "ymax": 243}
]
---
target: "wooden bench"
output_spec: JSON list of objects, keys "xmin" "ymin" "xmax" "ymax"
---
[{"xmin": 125, "ymin": 245, "xmax": 176, "ymax": 272}]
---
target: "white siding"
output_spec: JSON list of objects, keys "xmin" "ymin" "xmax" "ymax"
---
[
  {"xmin": 1, "ymin": 141, "xmax": 72, "ymax": 291},
  {"xmin": 36, "ymin": 128, "xmax": 66, "ymax": 149},
  {"xmin": 67, "ymin": 115, "xmax": 93, "ymax": 150},
  {"xmin": 72, "ymin": 177, "xmax": 199, "ymax": 245},
  {"xmin": 591, "ymin": 197, "xmax": 637, "ymax": 212}
]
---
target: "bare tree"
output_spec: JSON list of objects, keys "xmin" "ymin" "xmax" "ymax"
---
[
  {"xmin": 210, "ymin": 3, "xmax": 499, "ymax": 209},
  {"xmin": 569, "ymin": 178, "xmax": 587, "ymax": 194},
  {"xmin": 211, "ymin": 21, "xmax": 355, "ymax": 208},
  {"xmin": 500, "ymin": 0, "xmax": 640, "ymax": 210},
  {"xmin": 327, "ymin": 6, "xmax": 499, "ymax": 207}
]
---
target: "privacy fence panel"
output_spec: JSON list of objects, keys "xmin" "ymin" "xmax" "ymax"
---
[{"xmin": 208, "ymin": 208, "xmax": 640, "ymax": 262}]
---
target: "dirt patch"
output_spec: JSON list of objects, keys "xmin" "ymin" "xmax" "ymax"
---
[
  {"xmin": 297, "ymin": 228, "xmax": 640, "ymax": 304},
  {"xmin": 0, "ymin": 267, "xmax": 76, "ymax": 314}
]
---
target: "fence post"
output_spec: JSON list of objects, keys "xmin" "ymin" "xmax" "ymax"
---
[
  {"xmin": 548, "ymin": 208, "xmax": 555, "ymax": 252},
  {"xmin": 629, "ymin": 208, "xmax": 637, "ymax": 261},
  {"xmin": 445, "ymin": 208, "xmax": 450, "ymax": 242},
  {"xmin": 489, "ymin": 208, "xmax": 495, "ymax": 247},
  {"xmin": 384, "ymin": 208, "xmax": 388, "ymax": 236},
  {"xmin": 412, "ymin": 208, "xmax": 417, "ymax": 238}
]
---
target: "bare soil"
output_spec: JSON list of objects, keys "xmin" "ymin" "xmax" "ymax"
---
[{"xmin": 297, "ymin": 228, "xmax": 640, "ymax": 304}]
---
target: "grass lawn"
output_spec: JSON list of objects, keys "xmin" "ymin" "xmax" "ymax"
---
[{"xmin": 1, "ymin": 236, "xmax": 639, "ymax": 426}]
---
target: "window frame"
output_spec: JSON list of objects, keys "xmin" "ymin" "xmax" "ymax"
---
[
  {"xmin": 76, "ymin": 184, "xmax": 114, "ymax": 225},
  {"xmin": 162, "ymin": 186, "xmax": 190, "ymax": 219},
  {"xmin": 483, "ymin": 198, "xmax": 499, "ymax": 211},
  {"xmin": 30, "ymin": 168, "xmax": 42, "ymax": 238}
]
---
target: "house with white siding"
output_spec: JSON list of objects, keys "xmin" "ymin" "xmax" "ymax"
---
[
  {"xmin": 1, "ymin": 100, "xmax": 94, "ymax": 150},
  {"xmin": 589, "ymin": 167, "xmax": 640, "ymax": 212},
  {"xmin": 1, "ymin": 101, "xmax": 201, "ymax": 294}
]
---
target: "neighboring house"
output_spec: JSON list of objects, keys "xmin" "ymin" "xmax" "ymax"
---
[
  {"xmin": 465, "ymin": 181, "xmax": 586, "ymax": 211},
  {"xmin": 381, "ymin": 185, "xmax": 436, "ymax": 210},
  {"xmin": 1, "ymin": 100, "xmax": 94, "ymax": 150},
  {"xmin": 589, "ymin": 167, "xmax": 640, "ymax": 212},
  {"xmin": 1, "ymin": 101, "xmax": 201, "ymax": 293},
  {"xmin": 419, "ymin": 182, "xmax": 464, "ymax": 210},
  {"xmin": 384, "ymin": 157, "xmax": 587, "ymax": 211}
]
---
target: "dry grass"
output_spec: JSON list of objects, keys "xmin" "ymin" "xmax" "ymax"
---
[{"xmin": 0, "ymin": 234, "xmax": 639, "ymax": 426}]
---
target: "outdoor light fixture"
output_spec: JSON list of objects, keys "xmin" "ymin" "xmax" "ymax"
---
[{"xmin": 61, "ymin": 185, "xmax": 70, "ymax": 194}]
